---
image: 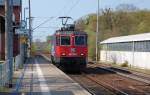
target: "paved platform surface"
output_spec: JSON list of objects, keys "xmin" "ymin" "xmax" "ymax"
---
[{"xmin": 14, "ymin": 56, "xmax": 91, "ymax": 95}]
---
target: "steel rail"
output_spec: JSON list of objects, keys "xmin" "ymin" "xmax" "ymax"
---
[{"xmin": 82, "ymin": 73, "xmax": 129, "ymax": 95}]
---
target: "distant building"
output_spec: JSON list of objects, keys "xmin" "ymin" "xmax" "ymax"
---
[
  {"xmin": 0, "ymin": 0, "xmax": 21, "ymax": 6},
  {"xmin": 100, "ymin": 33, "xmax": 150, "ymax": 69},
  {"xmin": 0, "ymin": 0, "xmax": 21, "ymax": 60},
  {"xmin": 0, "ymin": 0, "xmax": 21, "ymax": 24}
]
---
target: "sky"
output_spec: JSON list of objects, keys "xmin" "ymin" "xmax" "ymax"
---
[{"xmin": 22, "ymin": 0, "xmax": 150, "ymax": 42}]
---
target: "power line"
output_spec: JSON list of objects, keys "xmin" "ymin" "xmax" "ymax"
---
[
  {"xmin": 31, "ymin": 1, "xmax": 72, "ymax": 32},
  {"xmin": 32, "ymin": 17, "xmax": 56, "ymax": 19},
  {"xmin": 56, "ymin": 1, "xmax": 71, "ymax": 16},
  {"xmin": 32, "ymin": 17, "xmax": 55, "ymax": 31},
  {"xmin": 38, "ymin": 26, "xmax": 60, "ymax": 29},
  {"xmin": 32, "ymin": 0, "xmax": 80, "ymax": 32},
  {"xmin": 66, "ymin": 0, "xmax": 80, "ymax": 15}
]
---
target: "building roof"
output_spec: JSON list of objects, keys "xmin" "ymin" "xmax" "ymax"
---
[
  {"xmin": 100, "ymin": 32, "xmax": 150, "ymax": 44},
  {"xmin": 0, "ymin": 0, "xmax": 21, "ymax": 6}
]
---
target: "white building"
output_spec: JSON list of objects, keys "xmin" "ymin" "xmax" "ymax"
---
[{"xmin": 100, "ymin": 33, "xmax": 150, "ymax": 69}]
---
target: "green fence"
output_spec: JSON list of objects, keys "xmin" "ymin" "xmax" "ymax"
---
[
  {"xmin": 0, "ymin": 55, "xmax": 23, "ymax": 87},
  {"xmin": 0, "ymin": 61, "xmax": 9, "ymax": 87}
]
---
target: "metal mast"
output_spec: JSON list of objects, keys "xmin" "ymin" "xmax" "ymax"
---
[
  {"xmin": 96, "ymin": 0, "xmax": 100, "ymax": 62},
  {"xmin": 5, "ymin": 0, "xmax": 13, "ymax": 87},
  {"xmin": 29, "ymin": 0, "xmax": 31, "ymax": 57}
]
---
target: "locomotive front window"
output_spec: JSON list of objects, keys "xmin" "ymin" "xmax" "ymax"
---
[
  {"xmin": 75, "ymin": 36, "xmax": 86, "ymax": 45},
  {"xmin": 60, "ymin": 36, "xmax": 70, "ymax": 45},
  {"xmin": 56, "ymin": 36, "xmax": 60, "ymax": 45}
]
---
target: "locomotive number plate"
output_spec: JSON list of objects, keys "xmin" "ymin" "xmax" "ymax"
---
[
  {"xmin": 69, "ymin": 53, "xmax": 77, "ymax": 56},
  {"xmin": 71, "ymin": 48, "xmax": 76, "ymax": 53}
]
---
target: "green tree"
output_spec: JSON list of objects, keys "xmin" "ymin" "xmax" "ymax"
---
[{"xmin": 75, "ymin": 5, "xmax": 150, "ymax": 60}]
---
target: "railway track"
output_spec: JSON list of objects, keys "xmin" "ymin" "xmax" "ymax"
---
[
  {"xmin": 69, "ymin": 74, "xmax": 116, "ymax": 95},
  {"xmin": 68, "ymin": 64, "xmax": 150, "ymax": 95},
  {"xmin": 84, "ymin": 73, "xmax": 130, "ymax": 95},
  {"xmin": 42, "ymin": 54, "xmax": 150, "ymax": 94},
  {"xmin": 90, "ymin": 63, "xmax": 150, "ymax": 84}
]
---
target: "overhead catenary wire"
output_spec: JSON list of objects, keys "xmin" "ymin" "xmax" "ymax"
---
[
  {"xmin": 32, "ymin": 0, "xmax": 71, "ymax": 32},
  {"xmin": 32, "ymin": 17, "xmax": 56, "ymax": 19},
  {"xmin": 32, "ymin": 0, "xmax": 81, "ymax": 32},
  {"xmin": 57, "ymin": 0, "xmax": 71, "ymax": 16},
  {"xmin": 32, "ymin": 17, "xmax": 55, "ymax": 31},
  {"xmin": 38, "ymin": 26, "xmax": 60, "ymax": 29},
  {"xmin": 66, "ymin": 0, "xmax": 80, "ymax": 15}
]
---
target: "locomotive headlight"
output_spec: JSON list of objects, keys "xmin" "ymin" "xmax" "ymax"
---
[
  {"xmin": 81, "ymin": 53, "xmax": 84, "ymax": 56},
  {"xmin": 61, "ymin": 53, "xmax": 66, "ymax": 56}
]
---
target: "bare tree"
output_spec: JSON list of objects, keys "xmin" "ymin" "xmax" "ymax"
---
[{"xmin": 116, "ymin": 4, "xmax": 138, "ymax": 12}]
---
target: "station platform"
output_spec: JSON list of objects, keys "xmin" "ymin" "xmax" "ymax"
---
[{"xmin": 13, "ymin": 55, "xmax": 91, "ymax": 95}]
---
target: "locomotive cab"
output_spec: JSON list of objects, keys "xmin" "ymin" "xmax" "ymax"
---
[
  {"xmin": 51, "ymin": 18, "xmax": 88, "ymax": 72},
  {"xmin": 51, "ymin": 30, "xmax": 88, "ymax": 72}
]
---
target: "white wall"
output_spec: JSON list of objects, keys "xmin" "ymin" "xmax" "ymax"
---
[
  {"xmin": 100, "ymin": 50, "xmax": 150, "ymax": 69},
  {"xmin": 14, "ymin": 54, "xmax": 23, "ymax": 70},
  {"xmin": 134, "ymin": 52, "xmax": 150, "ymax": 69}
]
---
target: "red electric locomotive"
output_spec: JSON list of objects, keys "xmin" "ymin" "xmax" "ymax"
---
[{"xmin": 50, "ymin": 18, "xmax": 88, "ymax": 72}]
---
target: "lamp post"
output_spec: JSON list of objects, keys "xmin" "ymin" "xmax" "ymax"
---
[
  {"xmin": 24, "ymin": 7, "xmax": 29, "ymax": 21},
  {"xmin": 20, "ymin": 7, "xmax": 28, "ymax": 63},
  {"xmin": 24, "ymin": 7, "xmax": 29, "ymax": 29},
  {"xmin": 96, "ymin": 0, "xmax": 100, "ymax": 62}
]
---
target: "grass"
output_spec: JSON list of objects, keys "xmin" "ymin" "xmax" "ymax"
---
[
  {"xmin": 100, "ymin": 62, "xmax": 150, "ymax": 75},
  {"xmin": 0, "ymin": 86, "xmax": 10, "ymax": 92},
  {"xmin": 127, "ymin": 66, "xmax": 150, "ymax": 74},
  {"xmin": 0, "ymin": 63, "xmax": 24, "ymax": 93},
  {"xmin": 114, "ymin": 63, "xmax": 150, "ymax": 74},
  {"xmin": 0, "ymin": 77, "xmax": 18, "ymax": 92},
  {"xmin": 0, "ymin": 61, "xmax": 5, "ymax": 64},
  {"xmin": 100, "ymin": 61, "xmax": 150, "ymax": 74},
  {"xmin": 120, "ymin": 61, "xmax": 129, "ymax": 67}
]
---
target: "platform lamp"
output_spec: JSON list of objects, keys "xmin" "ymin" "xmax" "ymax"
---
[{"xmin": 24, "ymin": 7, "xmax": 29, "ymax": 21}]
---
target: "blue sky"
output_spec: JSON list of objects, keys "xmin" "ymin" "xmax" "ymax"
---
[{"xmin": 22, "ymin": 0, "xmax": 150, "ymax": 42}]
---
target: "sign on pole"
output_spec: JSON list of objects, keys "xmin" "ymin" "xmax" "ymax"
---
[
  {"xmin": 20, "ymin": 36, "xmax": 28, "ymax": 44},
  {"xmin": 15, "ymin": 29, "xmax": 29, "ymax": 35}
]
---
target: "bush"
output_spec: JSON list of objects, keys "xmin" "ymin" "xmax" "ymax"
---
[
  {"xmin": 112, "ymin": 61, "xmax": 116, "ymax": 65},
  {"xmin": 121, "ymin": 61, "xmax": 128, "ymax": 67}
]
